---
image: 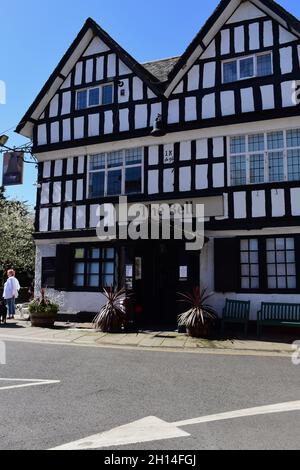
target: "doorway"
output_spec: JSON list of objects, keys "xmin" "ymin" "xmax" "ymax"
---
[{"xmin": 130, "ymin": 241, "xmax": 200, "ymax": 328}]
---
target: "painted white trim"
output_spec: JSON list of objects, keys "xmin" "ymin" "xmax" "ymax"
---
[{"xmin": 18, "ymin": 29, "xmax": 94, "ymax": 138}]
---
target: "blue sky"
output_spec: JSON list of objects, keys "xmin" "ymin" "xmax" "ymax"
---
[{"xmin": 1, "ymin": 0, "xmax": 299, "ymax": 206}]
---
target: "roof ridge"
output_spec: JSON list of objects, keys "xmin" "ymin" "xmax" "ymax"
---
[{"xmin": 142, "ymin": 56, "xmax": 180, "ymax": 65}]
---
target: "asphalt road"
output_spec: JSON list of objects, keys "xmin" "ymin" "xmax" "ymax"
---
[{"xmin": 0, "ymin": 340, "xmax": 299, "ymax": 450}]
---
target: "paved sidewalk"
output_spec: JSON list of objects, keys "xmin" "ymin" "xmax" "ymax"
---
[{"xmin": 0, "ymin": 317, "xmax": 297, "ymax": 357}]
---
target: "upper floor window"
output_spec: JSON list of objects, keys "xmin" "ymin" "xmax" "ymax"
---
[
  {"xmin": 229, "ymin": 128, "xmax": 300, "ymax": 186},
  {"xmin": 223, "ymin": 52, "xmax": 272, "ymax": 84},
  {"xmin": 76, "ymin": 83, "xmax": 113, "ymax": 110},
  {"xmin": 88, "ymin": 147, "xmax": 143, "ymax": 199}
]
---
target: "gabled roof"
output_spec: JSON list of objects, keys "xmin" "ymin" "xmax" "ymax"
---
[
  {"xmin": 16, "ymin": 0, "xmax": 300, "ymax": 138},
  {"xmin": 16, "ymin": 18, "xmax": 162, "ymax": 138},
  {"xmin": 165, "ymin": 0, "xmax": 300, "ymax": 96},
  {"xmin": 259, "ymin": 0, "xmax": 300, "ymax": 34},
  {"xmin": 88, "ymin": 18, "xmax": 164, "ymax": 88}
]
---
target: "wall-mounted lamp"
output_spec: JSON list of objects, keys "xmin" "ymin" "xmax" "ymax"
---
[{"xmin": 151, "ymin": 114, "xmax": 166, "ymax": 137}]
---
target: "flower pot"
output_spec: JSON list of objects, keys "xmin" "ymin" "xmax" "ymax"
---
[
  {"xmin": 99, "ymin": 321, "xmax": 124, "ymax": 334},
  {"xmin": 30, "ymin": 310, "xmax": 57, "ymax": 328},
  {"xmin": 186, "ymin": 322, "xmax": 212, "ymax": 338}
]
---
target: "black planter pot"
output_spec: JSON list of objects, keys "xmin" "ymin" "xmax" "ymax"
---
[
  {"xmin": 186, "ymin": 322, "xmax": 212, "ymax": 338},
  {"xmin": 30, "ymin": 311, "xmax": 57, "ymax": 328}
]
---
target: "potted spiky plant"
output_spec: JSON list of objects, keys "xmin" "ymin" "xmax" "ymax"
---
[
  {"xmin": 93, "ymin": 288, "xmax": 126, "ymax": 333},
  {"xmin": 29, "ymin": 289, "xmax": 59, "ymax": 328},
  {"xmin": 177, "ymin": 287, "xmax": 218, "ymax": 338}
]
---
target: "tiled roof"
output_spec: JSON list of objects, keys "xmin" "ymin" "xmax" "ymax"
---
[{"xmin": 142, "ymin": 57, "xmax": 180, "ymax": 82}]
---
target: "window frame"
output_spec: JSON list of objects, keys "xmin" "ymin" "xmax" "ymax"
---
[
  {"xmin": 266, "ymin": 237, "xmax": 297, "ymax": 290},
  {"xmin": 41, "ymin": 257, "xmax": 56, "ymax": 289},
  {"xmin": 87, "ymin": 147, "xmax": 144, "ymax": 199},
  {"xmin": 71, "ymin": 245, "xmax": 117, "ymax": 291},
  {"xmin": 222, "ymin": 52, "xmax": 273, "ymax": 84},
  {"xmin": 76, "ymin": 83, "xmax": 114, "ymax": 110},
  {"xmin": 240, "ymin": 239, "xmax": 260, "ymax": 290},
  {"xmin": 228, "ymin": 127, "xmax": 300, "ymax": 186},
  {"xmin": 237, "ymin": 236, "xmax": 300, "ymax": 294}
]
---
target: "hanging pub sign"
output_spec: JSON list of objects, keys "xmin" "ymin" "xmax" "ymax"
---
[{"xmin": 2, "ymin": 152, "xmax": 24, "ymax": 186}]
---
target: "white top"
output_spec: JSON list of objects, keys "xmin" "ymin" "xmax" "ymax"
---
[{"xmin": 3, "ymin": 277, "xmax": 21, "ymax": 300}]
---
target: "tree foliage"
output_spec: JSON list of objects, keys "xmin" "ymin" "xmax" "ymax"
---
[{"xmin": 0, "ymin": 190, "xmax": 35, "ymax": 285}]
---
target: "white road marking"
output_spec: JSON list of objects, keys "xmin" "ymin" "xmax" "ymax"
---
[
  {"xmin": 0, "ymin": 378, "xmax": 60, "ymax": 391},
  {"xmin": 172, "ymin": 400, "xmax": 300, "ymax": 427},
  {"xmin": 52, "ymin": 416, "xmax": 190, "ymax": 451},
  {"xmin": 51, "ymin": 400, "xmax": 300, "ymax": 450}
]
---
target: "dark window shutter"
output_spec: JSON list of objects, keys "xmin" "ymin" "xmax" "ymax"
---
[
  {"xmin": 55, "ymin": 245, "xmax": 72, "ymax": 291},
  {"xmin": 214, "ymin": 238, "xmax": 240, "ymax": 293}
]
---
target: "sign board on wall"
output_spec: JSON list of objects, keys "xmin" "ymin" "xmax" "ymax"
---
[
  {"xmin": 164, "ymin": 144, "xmax": 174, "ymax": 164},
  {"xmin": 2, "ymin": 152, "xmax": 24, "ymax": 186},
  {"xmin": 126, "ymin": 265, "xmax": 133, "ymax": 278},
  {"xmin": 179, "ymin": 266, "xmax": 188, "ymax": 280}
]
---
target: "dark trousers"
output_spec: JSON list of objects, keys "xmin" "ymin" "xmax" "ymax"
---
[{"xmin": 5, "ymin": 298, "xmax": 15, "ymax": 318}]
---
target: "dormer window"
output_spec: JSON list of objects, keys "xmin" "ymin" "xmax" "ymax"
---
[
  {"xmin": 76, "ymin": 83, "xmax": 113, "ymax": 110},
  {"xmin": 223, "ymin": 52, "xmax": 273, "ymax": 84}
]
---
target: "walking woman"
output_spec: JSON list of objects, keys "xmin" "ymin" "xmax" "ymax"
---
[{"xmin": 3, "ymin": 270, "xmax": 20, "ymax": 320}]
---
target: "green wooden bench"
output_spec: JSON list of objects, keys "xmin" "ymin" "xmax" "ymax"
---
[
  {"xmin": 257, "ymin": 302, "xmax": 300, "ymax": 337},
  {"xmin": 221, "ymin": 299, "xmax": 251, "ymax": 336}
]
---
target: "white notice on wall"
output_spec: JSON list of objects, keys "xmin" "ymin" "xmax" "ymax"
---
[
  {"xmin": 126, "ymin": 265, "xmax": 133, "ymax": 278},
  {"xmin": 179, "ymin": 266, "xmax": 188, "ymax": 279}
]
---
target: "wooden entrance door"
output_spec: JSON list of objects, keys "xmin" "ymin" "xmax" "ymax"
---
[{"xmin": 132, "ymin": 241, "xmax": 200, "ymax": 328}]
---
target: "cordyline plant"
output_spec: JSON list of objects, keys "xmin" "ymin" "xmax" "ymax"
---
[
  {"xmin": 28, "ymin": 289, "xmax": 59, "ymax": 316},
  {"xmin": 177, "ymin": 287, "xmax": 218, "ymax": 328},
  {"xmin": 93, "ymin": 288, "xmax": 127, "ymax": 332}
]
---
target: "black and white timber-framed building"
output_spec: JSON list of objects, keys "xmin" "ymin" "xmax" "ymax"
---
[{"xmin": 16, "ymin": 0, "xmax": 300, "ymax": 325}]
